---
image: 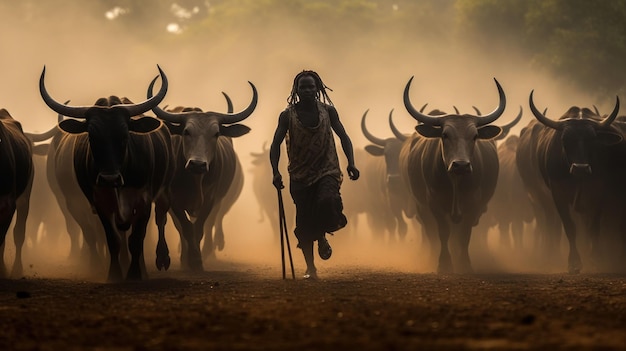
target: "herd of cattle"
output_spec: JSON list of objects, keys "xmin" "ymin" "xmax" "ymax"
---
[{"xmin": 1, "ymin": 67, "xmax": 625, "ymax": 281}]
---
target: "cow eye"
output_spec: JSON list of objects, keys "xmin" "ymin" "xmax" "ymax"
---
[{"xmin": 183, "ymin": 129, "xmax": 191, "ymax": 136}]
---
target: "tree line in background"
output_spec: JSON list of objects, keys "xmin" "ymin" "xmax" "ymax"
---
[{"xmin": 4, "ymin": 0, "xmax": 626, "ymax": 98}]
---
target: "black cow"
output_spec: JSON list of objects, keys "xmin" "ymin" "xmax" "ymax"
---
[
  {"xmin": 39, "ymin": 66, "xmax": 175, "ymax": 281},
  {"xmin": 148, "ymin": 78, "xmax": 257, "ymax": 271},
  {"xmin": 0, "ymin": 108, "xmax": 33, "ymax": 278},
  {"xmin": 399, "ymin": 77, "xmax": 505, "ymax": 273},
  {"xmin": 516, "ymin": 92, "xmax": 622, "ymax": 273}
]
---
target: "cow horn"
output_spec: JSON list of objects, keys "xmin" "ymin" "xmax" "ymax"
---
[
  {"xmin": 40, "ymin": 67, "xmax": 90, "ymax": 118},
  {"xmin": 500, "ymin": 105, "xmax": 523, "ymax": 133},
  {"xmin": 116, "ymin": 65, "xmax": 168, "ymax": 117},
  {"xmin": 529, "ymin": 90, "xmax": 563, "ymax": 130},
  {"xmin": 361, "ymin": 109, "xmax": 386, "ymax": 146},
  {"xmin": 472, "ymin": 106, "xmax": 482, "ymax": 116},
  {"xmin": 599, "ymin": 96, "xmax": 620, "ymax": 128},
  {"xmin": 476, "ymin": 78, "xmax": 506, "ymax": 126},
  {"xmin": 25, "ymin": 125, "xmax": 59, "ymax": 142},
  {"xmin": 41, "ymin": 66, "xmax": 168, "ymax": 119},
  {"xmin": 147, "ymin": 76, "xmax": 185, "ymax": 123},
  {"xmin": 25, "ymin": 99, "xmax": 68, "ymax": 142},
  {"xmin": 222, "ymin": 92, "xmax": 234, "ymax": 114},
  {"xmin": 388, "ymin": 109, "xmax": 407, "ymax": 142},
  {"xmin": 453, "ymin": 106, "xmax": 460, "ymax": 114},
  {"xmin": 593, "ymin": 105, "xmax": 601, "ymax": 116},
  {"xmin": 214, "ymin": 82, "xmax": 258, "ymax": 125},
  {"xmin": 404, "ymin": 76, "xmax": 443, "ymax": 126},
  {"xmin": 420, "ymin": 103, "xmax": 428, "ymax": 113}
]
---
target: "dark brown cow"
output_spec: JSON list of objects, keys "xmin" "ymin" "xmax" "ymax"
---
[
  {"xmin": 39, "ymin": 66, "xmax": 175, "ymax": 281},
  {"xmin": 516, "ymin": 92, "xmax": 622, "ymax": 273},
  {"xmin": 0, "ymin": 108, "xmax": 33, "ymax": 278},
  {"xmin": 399, "ymin": 77, "xmax": 505, "ymax": 273},
  {"xmin": 148, "ymin": 79, "xmax": 257, "ymax": 271}
]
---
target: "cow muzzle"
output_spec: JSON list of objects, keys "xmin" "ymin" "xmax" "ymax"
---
[
  {"xmin": 569, "ymin": 163, "xmax": 592, "ymax": 177},
  {"xmin": 96, "ymin": 172, "xmax": 125, "ymax": 187},
  {"xmin": 448, "ymin": 160, "xmax": 473, "ymax": 175},
  {"xmin": 185, "ymin": 159, "xmax": 209, "ymax": 174}
]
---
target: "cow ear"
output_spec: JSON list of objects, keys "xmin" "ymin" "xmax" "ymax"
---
[
  {"xmin": 129, "ymin": 117, "xmax": 161, "ymax": 133},
  {"xmin": 364, "ymin": 144, "xmax": 384, "ymax": 156},
  {"xmin": 416, "ymin": 124, "xmax": 442, "ymax": 138},
  {"xmin": 59, "ymin": 119, "xmax": 87, "ymax": 134},
  {"xmin": 220, "ymin": 124, "xmax": 251, "ymax": 137},
  {"xmin": 597, "ymin": 130, "xmax": 623, "ymax": 145},
  {"xmin": 477, "ymin": 125, "xmax": 502, "ymax": 140}
]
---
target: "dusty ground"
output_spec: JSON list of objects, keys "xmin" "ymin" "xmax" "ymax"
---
[{"xmin": 1, "ymin": 261, "xmax": 626, "ymax": 351}]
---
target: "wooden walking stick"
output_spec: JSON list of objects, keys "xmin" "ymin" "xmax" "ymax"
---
[{"xmin": 277, "ymin": 188, "xmax": 295, "ymax": 279}]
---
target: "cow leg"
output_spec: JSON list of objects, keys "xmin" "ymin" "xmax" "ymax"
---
[
  {"xmin": 435, "ymin": 216, "xmax": 453, "ymax": 274},
  {"xmin": 118, "ymin": 231, "xmax": 130, "ymax": 274},
  {"xmin": 74, "ymin": 214, "xmax": 105, "ymax": 275},
  {"xmin": 154, "ymin": 196, "xmax": 171, "ymax": 271},
  {"xmin": 498, "ymin": 221, "xmax": 511, "ymax": 249},
  {"xmin": 455, "ymin": 223, "xmax": 474, "ymax": 274},
  {"xmin": 167, "ymin": 209, "xmax": 186, "ymax": 268},
  {"xmin": 201, "ymin": 204, "xmax": 219, "ymax": 260},
  {"xmin": 0, "ymin": 214, "xmax": 13, "ymax": 278},
  {"xmin": 588, "ymin": 208, "xmax": 603, "ymax": 268},
  {"xmin": 395, "ymin": 211, "xmax": 408, "ymax": 242},
  {"xmin": 11, "ymin": 193, "xmax": 31, "ymax": 278},
  {"xmin": 97, "ymin": 213, "xmax": 123, "ymax": 282},
  {"xmin": 171, "ymin": 207, "xmax": 203, "ymax": 271},
  {"xmin": 553, "ymin": 200, "xmax": 582, "ymax": 274},
  {"xmin": 511, "ymin": 220, "xmax": 524, "ymax": 251},
  {"xmin": 127, "ymin": 206, "xmax": 151, "ymax": 281}
]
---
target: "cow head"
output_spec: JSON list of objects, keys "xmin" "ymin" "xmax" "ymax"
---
[
  {"xmin": 39, "ymin": 66, "xmax": 168, "ymax": 187},
  {"xmin": 403, "ymin": 77, "xmax": 505, "ymax": 175},
  {"xmin": 148, "ymin": 79, "xmax": 257, "ymax": 174},
  {"xmin": 529, "ymin": 91, "xmax": 622, "ymax": 177}
]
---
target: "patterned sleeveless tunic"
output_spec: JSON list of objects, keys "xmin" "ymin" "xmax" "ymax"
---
[{"xmin": 285, "ymin": 101, "xmax": 342, "ymax": 187}]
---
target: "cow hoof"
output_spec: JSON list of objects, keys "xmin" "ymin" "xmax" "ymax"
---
[{"xmin": 156, "ymin": 256, "xmax": 171, "ymax": 271}]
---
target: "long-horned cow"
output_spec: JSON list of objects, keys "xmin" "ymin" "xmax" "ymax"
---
[
  {"xmin": 399, "ymin": 77, "xmax": 505, "ymax": 273},
  {"xmin": 148, "ymin": 78, "xmax": 257, "ymax": 271},
  {"xmin": 0, "ymin": 108, "xmax": 34, "ymax": 278},
  {"xmin": 39, "ymin": 66, "xmax": 175, "ymax": 281},
  {"xmin": 360, "ymin": 109, "xmax": 410, "ymax": 242},
  {"xmin": 516, "ymin": 92, "xmax": 622, "ymax": 273}
]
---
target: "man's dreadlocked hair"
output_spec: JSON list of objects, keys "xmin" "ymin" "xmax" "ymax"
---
[{"xmin": 287, "ymin": 70, "xmax": 334, "ymax": 106}]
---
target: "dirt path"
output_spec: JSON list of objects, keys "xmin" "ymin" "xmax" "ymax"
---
[{"xmin": 1, "ymin": 262, "xmax": 625, "ymax": 351}]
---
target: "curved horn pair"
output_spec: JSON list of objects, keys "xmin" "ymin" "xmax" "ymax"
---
[
  {"xmin": 529, "ymin": 90, "xmax": 620, "ymax": 129},
  {"xmin": 148, "ymin": 79, "xmax": 258, "ymax": 125},
  {"xmin": 40, "ymin": 65, "xmax": 169, "ymax": 118},
  {"xmin": 404, "ymin": 76, "xmax": 506, "ymax": 126}
]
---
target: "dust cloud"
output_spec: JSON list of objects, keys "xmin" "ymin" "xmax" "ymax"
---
[{"xmin": 0, "ymin": 1, "xmax": 612, "ymax": 280}]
